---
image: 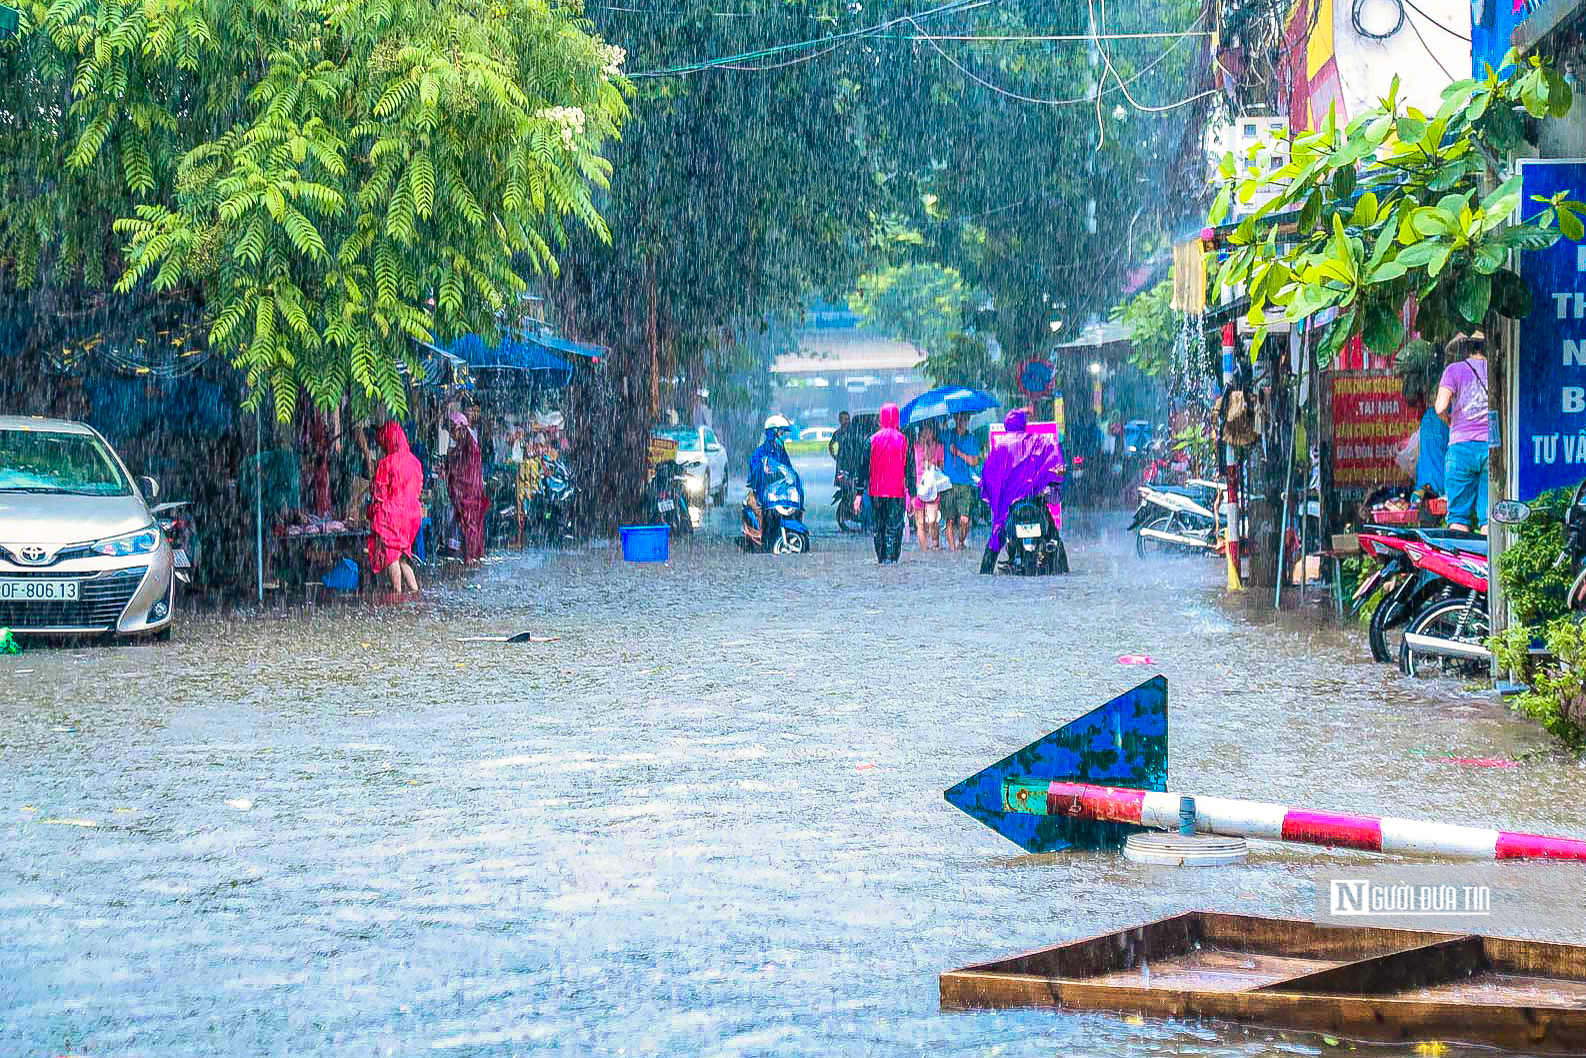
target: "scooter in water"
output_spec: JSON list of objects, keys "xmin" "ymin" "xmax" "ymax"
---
[
  {"xmin": 1129, "ymin": 478, "xmax": 1224, "ymax": 558},
  {"xmin": 982, "ymin": 482, "xmax": 1068, "ymax": 576},
  {"xmin": 647, "ymin": 459, "xmax": 693, "ymax": 536},
  {"xmin": 1397, "ymin": 534, "xmax": 1491, "ymax": 677},
  {"xmin": 833, "ymin": 468, "xmax": 866, "ymax": 533},
  {"xmin": 1356, "ymin": 526, "xmax": 1483, "ymax": 663},
  {"xmin": 536, "ymin": 458, "xmax": 578, "ymax": 547},
  {"xmin": 999, "ymin": 492, "xmax": 1068, "ymax": 575},
  {"xmin": 741, "ymin": 458, "xmax": 811, "ymax": 554}
]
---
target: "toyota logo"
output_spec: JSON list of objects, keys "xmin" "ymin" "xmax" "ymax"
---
[{"xmin": 17, "ymin": 545, "xmax": 48, "ymax": 564}]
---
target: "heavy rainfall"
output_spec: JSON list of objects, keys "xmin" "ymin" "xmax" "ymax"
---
[{"xmin": 5, "ymin": 0, "xmax": 1586, "ymax": 1053}]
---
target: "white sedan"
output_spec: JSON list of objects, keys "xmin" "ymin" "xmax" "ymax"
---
[{"xmin": 654, "ymin": 426, "xmax": 728, "ymax": 506}]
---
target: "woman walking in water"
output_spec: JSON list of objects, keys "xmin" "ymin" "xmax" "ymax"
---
[{"xmin": 366, "ymin": 421, "xmax": 424, "ymax": 593}]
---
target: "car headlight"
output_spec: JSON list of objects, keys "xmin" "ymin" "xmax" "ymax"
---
[
  {"xmin": 91, "ymin": 526, "xmax": 161, "ymax": 557},
  {"xmin": 685, "ymin": 476, "xmax": 705, "ymax": 494}
]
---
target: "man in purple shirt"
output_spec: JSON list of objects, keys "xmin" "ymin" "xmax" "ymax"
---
[{"xmin": 1434, "ymin": 333, "xmax": 1489, "ymax": 533}]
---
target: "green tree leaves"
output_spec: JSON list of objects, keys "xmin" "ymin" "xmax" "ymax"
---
[
  {"xmin": 1211, "ymin": 53, "xmax": 1580, "ymax": 362},
  {"xmin": 3, "ymin": 0, "xmax": 629, "ymax": 419}
]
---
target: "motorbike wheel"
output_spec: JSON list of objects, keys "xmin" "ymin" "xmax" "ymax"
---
[
  {"xmin": 1135, "ymin": 514, "xmax": 1177, "ymax": 559},
  {"xmin": 1399, "ymin": 598, "xmax": 1490, "ymax": 679},
  {"xmin": 772, "ymin": 528, "xmax": 809, "ymax": 554},
  {"xmin": 1367, "ymin": 578, "xmax": 1423, "ymax": 664},
  {"xmin": 1006, "ymin": 542, "xmax": 1036, "ymax": 576}
]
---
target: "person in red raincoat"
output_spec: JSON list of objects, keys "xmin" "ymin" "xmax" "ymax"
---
[
  {"xmin": 367, "ymin": 421, "xmax": 424, "ymax": 592},
  {"xmin": 867, "ymin": 402, "xmax": 908, "ymax": 564},
  {"xmin": 445, "ymin": 410, "xmax": 487, "ymax": 564}
]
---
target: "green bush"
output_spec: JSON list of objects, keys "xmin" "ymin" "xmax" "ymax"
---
[
  {"xmin": 1496, "ymin": 487, "xmax": 1576, "ymax": 626},
  {"xmin": 1489, "ymin": 621, "xmax": 1586, "ymax": 750}
]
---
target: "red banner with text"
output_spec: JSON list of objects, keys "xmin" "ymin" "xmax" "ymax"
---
[{"xmin": 1327, "ymin": 371, "xmax": 1416, "ymax": 497}]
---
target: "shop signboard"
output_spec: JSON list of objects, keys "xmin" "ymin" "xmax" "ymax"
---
[
  {"xmin": 989, "ymin": 420, "xmax": 1060, "ymax": 450},
  {"xmin": 1327, "ymin": 371, "xmax": 1416, "ymax": 500},
  {"xmin": 647, "ymin": 434, "xmax": 678, "ymax": 467},
  {"xmin": 1516, "ymin": 159, "xmax": 1586, "ymax": 502}
]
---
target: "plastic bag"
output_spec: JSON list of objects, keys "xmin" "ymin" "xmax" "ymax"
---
[
  {"xmin": 917, "ymin": 467, "xmax": 951, "ymax": 502},
  {"xmin": 1394, "ymin": 427, "xmax": 1420, "ymax": 475}
]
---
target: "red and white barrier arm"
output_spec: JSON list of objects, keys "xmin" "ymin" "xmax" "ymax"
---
[{"xmin": 1003, "ymin": 779, "xmax": 1586, "ymax": 861}]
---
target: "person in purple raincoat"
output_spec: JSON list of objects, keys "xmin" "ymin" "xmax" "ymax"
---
[{"xmin": 978, "ymin": 408, "xmax": 1066, "ymax": 574}]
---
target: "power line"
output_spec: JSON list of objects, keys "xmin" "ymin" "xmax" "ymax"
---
[
  {"xmin": 905, "ymin": 11, "xmax": 1211, "ymax": 110},
  {"xmin": 1402, "ymin": 0, "xmax": 1470, "ymax": 41},
  {"xmin": 914, "ymin": 30, "xmax": 1211, "ymax": 41},
  {"xmin": 625, "ymin": 0, "xmax": 989, "ymax": 77}
]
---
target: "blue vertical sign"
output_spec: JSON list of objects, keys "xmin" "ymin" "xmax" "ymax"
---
[{"xmin": 1517, "ymin": 160, "xmax": 1586, "ymax": 501}]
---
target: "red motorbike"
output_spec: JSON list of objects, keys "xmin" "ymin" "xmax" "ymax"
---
[
  {"xmin": 1355, "ymin": 526, "xmax": 1481, "ymax": 664},
  {"xmin": 1395, "ymin": 534, "xmax": 1492, "ymax": 678}
]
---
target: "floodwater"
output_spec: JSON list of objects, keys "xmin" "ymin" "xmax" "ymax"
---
[{"xmin": 4, "ymin": 466, "xmax": 1586, "ymax": 1057}]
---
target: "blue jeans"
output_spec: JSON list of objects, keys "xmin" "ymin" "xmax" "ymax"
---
[{"xmin": 1444, "ymin": 441, "xmax": 1489, "ymax": 529}]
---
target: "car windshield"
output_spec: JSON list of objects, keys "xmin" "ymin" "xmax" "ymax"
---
[
  {"xmin": 0, "ymin": 428, "xmax": 131, "ymax": 495},
  {"xmin": 655, "ymin": 428, "xmax": 703, "ymax": 452}
]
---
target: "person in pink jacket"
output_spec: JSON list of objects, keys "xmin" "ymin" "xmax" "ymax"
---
[{"xmin": 867, "ymin": 403, "xmax": 908, "ymax": 563}]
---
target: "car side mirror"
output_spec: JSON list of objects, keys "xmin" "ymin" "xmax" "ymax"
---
[
  {"xmin": 1492, "ymin": 500, "xmax": 1531, "ymax": 524},
  {"xmin": 138, "ymin": 475, "xmax": 160, "ymax": 500}
]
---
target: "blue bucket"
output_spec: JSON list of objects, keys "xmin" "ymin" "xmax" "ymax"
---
[
  {"xmin": 322, "ymin": 557, "xmax": 360, "ymax": 591},
  {"xmin": 619, "ymin": 524, "xmax": 670, "ymax": 563}
]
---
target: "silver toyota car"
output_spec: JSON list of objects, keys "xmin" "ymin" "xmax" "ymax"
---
[{"xmin": 0, "ymin": 416, "xmax": 175, "ymax": 640}]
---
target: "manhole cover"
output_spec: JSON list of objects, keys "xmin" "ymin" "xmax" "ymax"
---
[{"xmin": 1123, "ymin": 832, "xmax": 1250, "ymax": 866}]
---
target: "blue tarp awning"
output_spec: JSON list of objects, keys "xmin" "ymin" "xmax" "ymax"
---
[
  {"xmin": 445, "ymin": 331, "xmax": 574, "ymax": 387},
  {"xmin": 532, "ymin": 333, "xmax": 606, "ymax": 361}
]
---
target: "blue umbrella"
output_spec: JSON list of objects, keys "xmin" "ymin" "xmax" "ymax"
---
[{"xmin": 900, "ymin": 386, "xmax": 999, "ymax": 428}]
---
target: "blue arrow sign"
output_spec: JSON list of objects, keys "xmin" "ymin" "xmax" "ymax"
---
[{"xmin": 944, "ymin": 675, "xmax": 1167, "ymax": 853}]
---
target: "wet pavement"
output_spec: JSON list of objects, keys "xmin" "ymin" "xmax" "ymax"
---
[{"xmin": 5, "ymin": 478, "xmax": 1586, "ymax": 1057}]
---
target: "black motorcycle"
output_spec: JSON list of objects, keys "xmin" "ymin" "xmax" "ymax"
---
[
  {"xmin": 647, "ymin": 459, "xmax": 693, "ymax": 536},
  {"xmin": 984, "ymin": 491, "xmax": 1068, "ymax": 575},
  {"xmin": 833, "ymin": 468, "xmax": 865, "ymax": 532}
]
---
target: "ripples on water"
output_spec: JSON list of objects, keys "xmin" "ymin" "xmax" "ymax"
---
[{"xmin": 3, "ymin": 513, "xmax": 1584, "ymax": 1056}]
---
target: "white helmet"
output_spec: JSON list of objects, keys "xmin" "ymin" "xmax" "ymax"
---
[{"xmin": 764, "ymin": 414, "xmax": 792, "ymax": 430}]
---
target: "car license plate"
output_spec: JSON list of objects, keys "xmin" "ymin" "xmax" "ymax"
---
[
  {"xmin": 657, "ymin": 499, "xmax": 675, "ymax": 513},
  {"xmin": 1015, "ymin": 523, "xmax": 1042, "ymax": 539},
  {"xmin": 0, "ymin": 579, "xmax": 79, "ymax": 601}
]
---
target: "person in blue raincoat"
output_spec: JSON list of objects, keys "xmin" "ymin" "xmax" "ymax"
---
[{"xmin": 747, "ymin": 414, "xmax": 794, "ymax": 496}]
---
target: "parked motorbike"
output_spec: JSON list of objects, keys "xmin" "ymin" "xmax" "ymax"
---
[
  {"xmin": 153, "ymin": 500, "xmax": 196, "ymax": 586},
  {"xmin": 647, "ymin": 459, "xmax": 694, "ymax": 536},
  {"xmin": 536, "ymin": 458, "xmax": 578, "ymax": 547},
  {"xmin": 741, "ymin": 458, "xmax": 810, "ymax": 554},
  {"xmin": 1396, "ymin": 534, "xmax": 1491, "ymax": 677},
  {"xmin": 485, "ymin": 468, "xmax": 520, "ymax": 546},
  {"xmin": 833, "ymin": 468, "xmax": 865, "ymax": 533},
  {"xmin": 1356, "ymin": 526, "xmax": 1483, "ymax": 663},
  {"xmin": 1129, "ymin": 478, "xmax": 1224, "ymax": 559},
  {"xmin": 994, "ymin": 491, "xmax": 1068, "ymax": 575}
]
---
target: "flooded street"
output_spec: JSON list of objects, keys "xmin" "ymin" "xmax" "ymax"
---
[{"xmin": 5, "ymin": 505, "xmax": 1586, "ymax": 1057}]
